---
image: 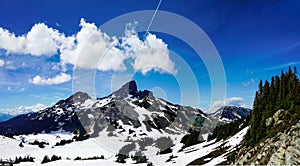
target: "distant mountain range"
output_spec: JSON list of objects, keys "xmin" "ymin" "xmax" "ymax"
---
[
  {"xmin": 0, "ymin": 113, "xmax": 14, "ymax": 122},
  {"xmin": 0, "ymin": 103, "xmax": 46, "ymax": 122}
]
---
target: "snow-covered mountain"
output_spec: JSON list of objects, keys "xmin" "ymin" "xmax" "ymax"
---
[
  {"xmin": 0, "ymin": 113, "xmax": 14, "ymax": 122},
  {"xmin": 0, "ymin": 80, "xmax": 252, "ymax": 165},
  {"xmin": 0, "ymin": 103, "xmax": 47, "ymax": 116},
  {"xmin": 210, "ymin": 106, "xmax": 252, "ymax": 122},
  {"xmin": 0, "ymin": 81, "xmax": 215, "ymax": 149},
  {"xmin": 0, "ymin": 103, "xmax": 47, "ymax": 122}
]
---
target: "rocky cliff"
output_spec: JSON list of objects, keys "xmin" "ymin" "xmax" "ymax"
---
[{"xmin": 234, "ymin": 109, "xmax": 300, "ymax": 165}]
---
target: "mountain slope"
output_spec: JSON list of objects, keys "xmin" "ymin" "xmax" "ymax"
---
[
  {"xmin": 227, "ymin": 67, "xmax": 300, "ymax": 165},
  {"xmin": 0, "ymin": 124, "xmax": 249, "ymax": 166},
  {"xmin": 234, "ymin": 110, "xmax": 300, "ymax": 165},
  {"xmin": 0, "ymin": 92, "xmax": 88, "ymax": 137}
]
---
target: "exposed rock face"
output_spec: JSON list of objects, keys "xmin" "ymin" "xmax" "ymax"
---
[
  {"xmin": 56, "ymin": 91, "xmax": 91, "ymax": 109},
  {"xmin": 112, "ymin": 80, "xmax": 138, "ymax": 98},
  {"xmin": 267, "ymin": 122, "xmax": 300, "ymax": 165},
  {"xmin": 266, "ymin": 109, "xmax": 285, "ymax": 127},
  {"xmin": 234, "ymin": 116, "xmax": 300, "ymax": 165},
  {"xmin": 112, "ymin": 80, "xmax": 153, "ymax": 99}
]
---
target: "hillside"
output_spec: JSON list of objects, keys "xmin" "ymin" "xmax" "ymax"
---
[{"xmin": 222, "ymin": 66, "xmax": 300, "ymax": 165}]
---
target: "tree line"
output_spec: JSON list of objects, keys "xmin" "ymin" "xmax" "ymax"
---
[{"xmin": 245, "ymin": 66, "xmax": 300, "ymax": 146}]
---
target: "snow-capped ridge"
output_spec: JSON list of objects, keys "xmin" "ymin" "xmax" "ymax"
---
[
  {"xmin": 210, "ymin": 106, "xmax": 252, "ymax": 122},
  {"xmin": 0, "ymin": 103, "xmax": 47, "ymax": 116}
]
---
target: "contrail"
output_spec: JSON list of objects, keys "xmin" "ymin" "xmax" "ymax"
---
[{"xmin": 145, "ymin": 0, "xmax": 163, "ymax": 35}]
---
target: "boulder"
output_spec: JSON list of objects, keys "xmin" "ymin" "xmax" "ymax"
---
[
  {"xmin": 246, "ymin": 152, "xmax": 251, "ymax": 159},
  {"xmin": 273, "ymin": 109, "xmax": 284, "ymax": 124},
  {"xmin": 265, "ymin": 117, "xmax": 273, "ymax": 127},
  {"xmin": 257, "ymin": 154, "xmax": 262, "ymax": 160},
  {"xmin": 260, "ymin": 142, "xmax": 265, "ymax": 147}
]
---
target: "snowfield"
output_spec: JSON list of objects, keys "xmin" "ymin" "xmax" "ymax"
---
[
  {"xmin": 0, "ymin": 127, "xmax": 249, "ymax": 165},
  {"xmin": 148, "ymin": 126, "xmax": 249, "ymax": 166},
  {"xmin": 17, "ymin": 160, "xmax": 148, "ymax": 166}
]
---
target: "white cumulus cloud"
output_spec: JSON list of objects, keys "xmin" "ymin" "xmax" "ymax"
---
[
  {"xmin": 29, "ymin": 73, "xmax": 71, "ymax": 85},
  {"xmin": 0, "ymin": 18, "xmax": 176, "ymax": 76},
  {"xmin": 0, "ymin": 59, "xmax": 4, "ymax": 67},
  {"xmin": 60, "ymin": 18, "xmax": 126, "ymax": 71},
  {"xmin": 208, "ymin": 97, "xmax": 245, "ymax": 113},
  {"xmin": 0, "ymin": 28, "xmax": 26, "ymax": 54},
  {"xmin": 0, "ymin": 23, "xmax": 74, "ymax": 56},
  {"xmin": 122, "ymin": 28, "xmax": 176, "ymax": 75}
]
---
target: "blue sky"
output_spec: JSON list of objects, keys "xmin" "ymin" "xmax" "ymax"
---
[{"xmin": 0, "ymin": 0, "xmax": 300, "ymax": 113}]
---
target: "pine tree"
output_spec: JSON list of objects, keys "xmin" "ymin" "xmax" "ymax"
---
[
  {"xmin": 41, "ymin": 155, "xmax": 50, "ymax": 164},
  {"xmin": 249, "ymin": 91, "xmax": 259, "ymax": 145},
  {"xmin": 270, "ymin": 76, "xmax": 276, "ymax": 113},
  {"xmin": 275, "ymin": 75, "xmax": 281, "ymax": 110},
  {"xmin": 257, "ymin": 80, "xmax": 270, "ymax": 140}
]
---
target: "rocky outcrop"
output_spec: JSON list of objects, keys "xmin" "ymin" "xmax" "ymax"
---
[
  {"xmin": 234, "ymin": 119, "xmax": 300, "ymax": 165},
  {"xmin": 266, "ymin": 109, "xmax": 285, "ymax": 127},
  {"xmin": 267, "ymin": 122, "xmax": 300, "ymax": 165},
  {"xmin": 112, "ymin": 80, "xmax": 153, "ymax": 99},
  {"xmin": 112, "ymin": 80, "xmax": 138, "ymax": 98}
]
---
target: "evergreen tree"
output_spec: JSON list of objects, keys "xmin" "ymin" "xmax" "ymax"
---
[
  {"xmin": 275, "ymin": 75, "xmax": 281, "ymax": 110},
  {"xmin": 41, "ymin": 155, "xmax": 50, "ymax": 164},
  {"xmin": 248, "ymin": 91, "xmax": 259, "ymax": 145}
]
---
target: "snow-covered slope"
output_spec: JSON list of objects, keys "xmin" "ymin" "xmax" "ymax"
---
[
  {"xmin": 148, "ymin": 126, "xmax": 249, "ymax": 166},
  {"xmin": 0, "ymin": 126, "xmax": 249, "ymax": 165}
]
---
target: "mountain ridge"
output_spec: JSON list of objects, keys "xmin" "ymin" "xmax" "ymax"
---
[
  {"xmin": 0, "ymin": 80, "xmax": 252, "ymax": 138},
  {"xmin": 210, "ymin": 106, "xmax": 252, "ymax": 122}
]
